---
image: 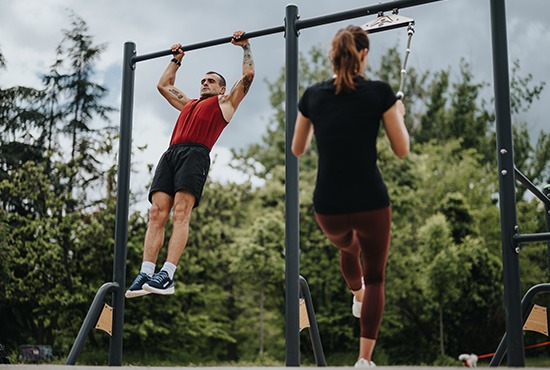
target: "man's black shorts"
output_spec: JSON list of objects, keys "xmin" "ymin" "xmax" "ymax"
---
[{"xmin": 148, "ymin": 142, "xmax": 211, "ymax": 208}]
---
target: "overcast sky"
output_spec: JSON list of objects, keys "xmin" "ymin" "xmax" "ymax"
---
[{"xmin": 1, "ymin": 0, "xmax": 549, "ymax": 211}]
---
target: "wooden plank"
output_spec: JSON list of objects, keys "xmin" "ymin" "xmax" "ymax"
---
[
  {"xmin": 299, "ymin": 298, "xmax": 310, "ymax": 332},
  {"xmin": 95, "ymin": 303, "xmax": 113, "ymax": 336},
  {"xmin": 523, "ymin": 304, "xmax": 548, "ymax": 336}
]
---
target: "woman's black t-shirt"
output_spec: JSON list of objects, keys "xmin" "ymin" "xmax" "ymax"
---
[{"xmin": 298, "ymin": 77, "xmax": 397, "ymax": 214}]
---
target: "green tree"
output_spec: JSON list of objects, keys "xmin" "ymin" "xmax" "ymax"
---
[
  {"xmin": 448, "ymin": 60, "xmax": 492, "ymax": 154},
  {"xmin": 0, "ymin": 14, "xmax": 120, "ymax": 360},
  {"xmin": 418, "ymin": 214, "xmax": 462, "ymax": 356},
  {"xmin": 49, "ymin": 12, "xmax": 115, "ymax": 207},
  {"xmin": 416, "ymin": 70, "xmax": 450, "ymax": 144},
  {"xmin": 0, "ymin": 84, "xmax": 47, "ymax": 188},
  {"xmin": 231, "ymin": 209, "xmax": 285, "ymax": 358}
]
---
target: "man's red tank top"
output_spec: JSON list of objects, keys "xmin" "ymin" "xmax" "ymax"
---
[{"xmin": 169, "ymin": 95, "xmax": 228, "ymax": 150}]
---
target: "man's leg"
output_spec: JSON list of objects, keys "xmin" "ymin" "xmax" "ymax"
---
[
  {"xmin": 143, "ymin": 190, "xmax": 196, "ymax": 295},
  {"xmin": 125, "ymin": 191, "xmax": 173, "ymax": 298},
  {"xmin": 142, "ymin": 192, "xmax": 174, "ymax": 263},
  {"xmin": 166, "ymin": 190, "xmax": 196, "ymax": 264}
]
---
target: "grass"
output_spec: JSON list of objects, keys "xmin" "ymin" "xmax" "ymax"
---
[{"xmin": 10, "ymin": 346, "xmax": 550, "ymax": 367}]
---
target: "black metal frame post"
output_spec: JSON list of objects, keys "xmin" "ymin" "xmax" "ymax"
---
[
  {"xmin": 490, "ymin": 0, "xmax": 524, "ymax": 366},
  {"xmin": 109, "ymin": 41, "xmax": 137, "ymax": 366},
  {"xmin": 284, "ymin": 4, "xmax": 300, "ymax": 366}
]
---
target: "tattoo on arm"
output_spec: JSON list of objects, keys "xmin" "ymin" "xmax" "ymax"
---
[
  {"xmin": 242, "ymin": 76, "xmax": 253, "ymax": 95},
  {"xmin": 241, "ymin": 44, "xmax": 254, "ymax": 94},
  {"xmin": 243, "ymin": 44, "xmax": 254, "ymax": 69},
  {"xmin": 225, "ymin": 44, "xmax": 255, "ymax": 100},
  {"xmin": 168, "ymin": 88, "xmax": 184, "ymax": 99}
]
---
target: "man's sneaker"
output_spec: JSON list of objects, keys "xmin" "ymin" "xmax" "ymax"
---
[
  {"xmin": 125, "ymin": 272, "xmax": 151, "ymax": 298},
  {"xmin": 355, "ymin": 358, "xmax": 376, "ymax": 368},
  {"xmin": 143, "ymin": 270, "xmax": 174, "ymax": 295},
  {"xmin": 352, "ymin": 296, "xmax": 362, "ymax": 318}
]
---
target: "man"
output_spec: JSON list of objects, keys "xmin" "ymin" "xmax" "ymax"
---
[{"xmin": 126, "ymin": 30, "xmax": 254, "ymax": 298}]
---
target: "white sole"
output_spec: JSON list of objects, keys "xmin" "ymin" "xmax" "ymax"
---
[
  {"xmin": 143, "ymin": 283, "xmax": 175, "ymax": 295},
  {"xmin": 125, "ymin": 289, "xmax": 150, "ymax": 298}
]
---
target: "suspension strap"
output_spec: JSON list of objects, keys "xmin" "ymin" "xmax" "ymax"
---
[
  {"xmin": 360, "ymin": 11, "xmax": 415, "ymax": 100},
  {"xmin": 396, "ymin": 22, "xmax": 415, "ymax": 99}
]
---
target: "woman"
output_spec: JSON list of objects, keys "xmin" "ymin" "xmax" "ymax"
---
[{"xmin": 291, "ymin": 25, "xmax": 409, "ymax": 367}]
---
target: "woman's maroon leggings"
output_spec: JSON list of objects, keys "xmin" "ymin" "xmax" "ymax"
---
[{"xmin": 315, "ymin": 206, "xmax": 391, "ymax": 339}]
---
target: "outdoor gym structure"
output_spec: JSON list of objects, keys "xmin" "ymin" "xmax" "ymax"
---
[{"xmin": 65, "ymin": 0, "xmax": 550, "ymax": 367}]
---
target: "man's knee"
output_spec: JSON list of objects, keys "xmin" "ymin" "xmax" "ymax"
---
[
  {"xmin": 172, "ymin": 192, "xmax": 195, "ymax": 224},
  {"xmin": 149, "ymin": 203, "xmax": 170, "ymax": 225},
  {"xmin": 172, "ymin": 205, "xmax": 192, "ymax": 225}
]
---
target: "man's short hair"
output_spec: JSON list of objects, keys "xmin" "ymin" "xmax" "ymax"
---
[{"xmin": 206, "ymin": 71, "xmax": 226, "ymax": 87}]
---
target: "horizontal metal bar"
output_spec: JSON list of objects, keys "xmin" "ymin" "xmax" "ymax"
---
[
  {"xmin": 515, "ymin": 168, "xmax": 550, "ymax": 207},
  {"xmin": 132, "ymin": 0, "xmax": 442, "ymax": 64},
  {"xmin": 514, "ymin": 232, "xmax": 550, "ymax": 244},
  {"xmin": 132, "ymin": 25, "xmax": 284, "ymax": 63},
  {"xmin": 296, "ymin": 0, "xmax": 442, "ymax": 32}
]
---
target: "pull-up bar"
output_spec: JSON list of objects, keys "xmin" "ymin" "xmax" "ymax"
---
[
  {"xmin": 132, "ymin": 0, "xmax": 437, "ymax": 64},
  {"xmin": 132, "ymin": 26, "xmax": 285, "ymax": 63}
]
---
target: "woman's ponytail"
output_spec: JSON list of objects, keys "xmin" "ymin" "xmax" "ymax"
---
[{"xmin": 330, "ymin": 26, "xmax": 370, "ymax": 94}]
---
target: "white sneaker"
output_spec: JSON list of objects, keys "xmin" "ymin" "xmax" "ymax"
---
[
  {"xmin": 459, "ymin": 354, "xmax": 478, "ymax": 368},
  {"xmin": 352, "ymin": 296, "xmax": 362, "ymax": 318},
  {"xmin": 354, "ymin": 358, "xmax": 376, "ymax": 367}
]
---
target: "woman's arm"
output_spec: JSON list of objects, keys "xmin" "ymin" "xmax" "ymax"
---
[
  {"xmin": 291, "ymin": 113, "xmax": 314, "ymax": 157},
  {"xmin": 382, "ymin": 100, "xmax": 409, "ymax": 158}
]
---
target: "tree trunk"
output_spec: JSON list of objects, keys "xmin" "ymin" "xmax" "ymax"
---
[
  {"xmin": 259, "ymin": 285, "xmax": 264, "ymax": 356},
  {"xmin": 439, "ymin": 304, "xmax": 445, "ymax": 356}
]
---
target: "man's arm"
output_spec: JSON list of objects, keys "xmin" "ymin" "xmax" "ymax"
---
[
  {"xmin": 219, "ymin": 31, "xmax": 255, "ymax": 122},
  {"xmin": 157, "ymin": 43, "xmax": 191, "ymax": 111}
]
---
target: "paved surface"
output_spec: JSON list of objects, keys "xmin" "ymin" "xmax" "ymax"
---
[
  {"xmin": 0, "ymin": 366, "xmax": 543, "ymax": 369},
  {"xmin": 0, "ymin": 366, "xmax": 476, "ymax": 369}
]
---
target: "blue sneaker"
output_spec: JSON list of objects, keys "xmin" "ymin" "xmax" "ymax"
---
[
  {"xmin": 125, "ymin": 272, "xmax": 151, "ymax": 298},
  {"xmin": 143, "ymin": 270, "xmax": 174, "ymax": 295}
]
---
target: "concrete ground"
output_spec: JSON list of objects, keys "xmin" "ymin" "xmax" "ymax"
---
[{"xmin": 0, "ymin": 366, "xmax": 543, "ymax": 370}]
